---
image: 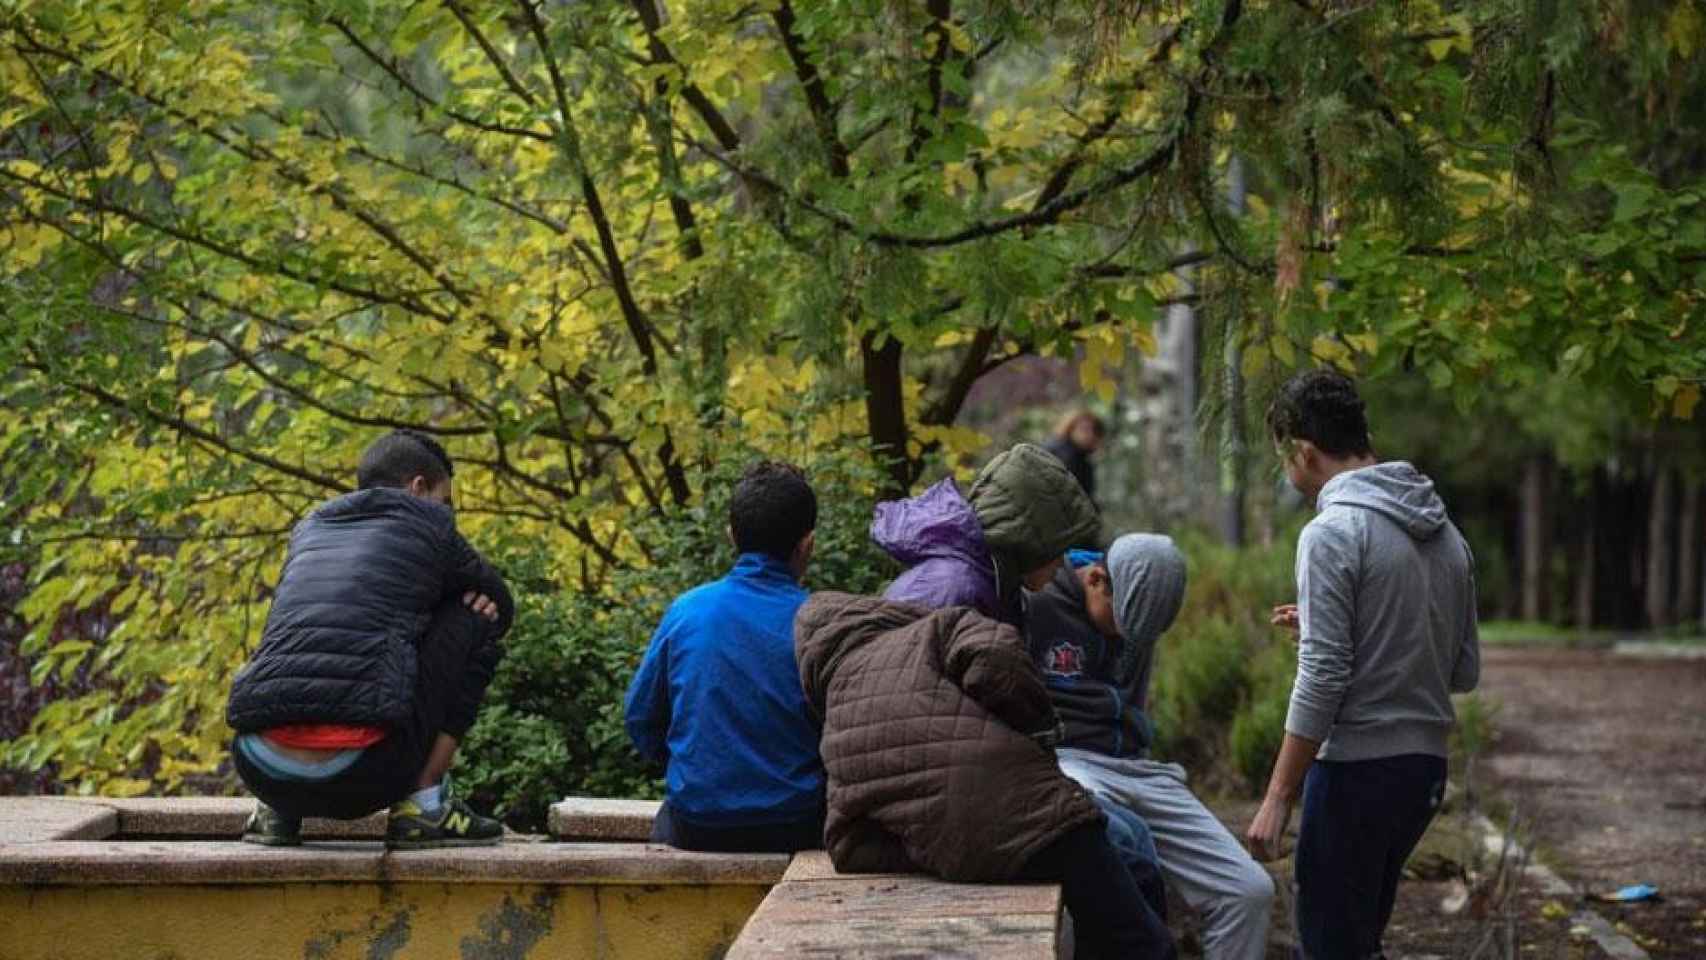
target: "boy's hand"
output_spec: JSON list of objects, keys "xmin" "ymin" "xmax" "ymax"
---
[
  {"xmin": 462, "ymin": 591, "xmax": 500, "ymax": 622},
  {"xmin": 1270, "ymin": 603, "xmax": 1300, "ymax": 632},
  {"xmin": 1244, "ymin": 795, "xmax": 1293, "ymax": 862}
]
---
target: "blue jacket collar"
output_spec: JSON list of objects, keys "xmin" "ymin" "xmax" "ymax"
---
[{"xmin": 731, "ymin": 552, "xmax": 799, "ymax": 583}]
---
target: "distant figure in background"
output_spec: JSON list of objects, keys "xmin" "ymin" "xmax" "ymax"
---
[{"xmin": 1043, "ymin": 410, "xmax": 1106, "ymax": 502}]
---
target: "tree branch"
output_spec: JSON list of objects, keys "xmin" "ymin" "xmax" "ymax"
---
[
  {"xmin": 904, "ymin": 0, "xmax": 955, "ymax": 165},
  {"xmin": 919, "ymin": 325, "xmax": 997, "ymax": 427},
  {"xmin": 772, "ymin": 0, "xmax": 851, "ymax": 178},
  {"xmin": 28, "ymin": 362, "xmax": 350, "ymax": 494},
  {"xmin": 517, "ymin": 0, "xmax": 690, "ymax": 506},
  {"xmin": 329, "ymin": 17, "xmax": 554, "ymax": 144},
  {"xmin": 442, "ymin": 0, "xmax": 540, "ymax": 108},
  {"xmin": 628, "ymin": 0, "xmax": 743, "ymax": 152},
  {"xmin": 3, "ymin": 173, "xmax": 450, "ymax": 323}
]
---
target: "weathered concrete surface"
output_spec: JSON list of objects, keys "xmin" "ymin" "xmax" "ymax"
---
[
  {"xmin": 548, "ymin": 797, "xmax": 659, "ymax": 841},
  {"xmin": 0, "ymin": 881, "xmax": 767, "ymax": 960},
  {"xmin": 0, "ymin": 840, "xmax": 789, "ymax": 886},
  {"xmin": 0, "ymin": 796, "xmax": 386, "ymax": 840},
  {"xmin": 780, "ymin": 850, "xmax": 912, "ymax": 883},
  {"xmin": 728, "ymin": 853, "xmax": 1062, "ymax": 959},
  {"xmin": 76, "ymin": 796, "xmax": 388, "ymax": 839},
  {"xmin": 0, "ymin": 798, "xmax": 116, "ymax": 843}
]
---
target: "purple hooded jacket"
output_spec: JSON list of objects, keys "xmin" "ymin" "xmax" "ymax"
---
[{"xmin": 871, "ymin": 478, "xmax": 1003, "ymax": 620}]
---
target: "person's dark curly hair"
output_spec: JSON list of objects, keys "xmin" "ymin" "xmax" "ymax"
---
[
  {"xmin": 357, "ymin": 429, "xmax": 455, "ymax": 490},
  {"xmin": 1266, "ymin": 369, "xmax": 1373, "ymax": 458},
  {"xmin": 729, "ymin": 461, "xmax": 817, "ymax": 560}
]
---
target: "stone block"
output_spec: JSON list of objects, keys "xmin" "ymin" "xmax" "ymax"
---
[{"xmin": 547, "ymin": 796, "xmax": 659, "ymax": 841}]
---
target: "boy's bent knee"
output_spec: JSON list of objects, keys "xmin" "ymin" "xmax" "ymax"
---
[{"xmin": 1227, "ymin": 863, "xmax": 1275, "ymax": 910}]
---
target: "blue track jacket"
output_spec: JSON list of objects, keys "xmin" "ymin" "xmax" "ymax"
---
[{"xmin": 624, "ymin": 553, "xmax": 824, "ymax": 826}]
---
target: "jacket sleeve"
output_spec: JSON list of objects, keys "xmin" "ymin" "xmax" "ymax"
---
[
  {"xmin": 1450, "ymin": 541, "xmax": 1481, "ymax": 694},
  {"xmin": 832, "ymin": 818, "xmax": 917, "ymax": 874},
  {"xmin": 941, "ymin": 611, "xmax": 1059, "ymax": 738},
  {"xmin": 435, "ymin": 512, "xmax": 516, "ymax": 638},
  {"xmin": 1285, "ymin": 518, "xmax": 1359, "ymax": 742},
  {"xmin": 624, "ymin": 611, "xmax": 675, "ymax": 768}
]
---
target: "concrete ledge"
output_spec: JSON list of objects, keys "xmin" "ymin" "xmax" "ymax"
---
[
  {"xmin": 728, "ymin": 851, "xmax": 1062, "ymax": 959},
  {"xmin": 548, "ymin": 796, "xmax": 659, "ymax": 841},
  {"xmin": 1612, "ymin": 640, "xmax": 1706, "ymax": 660},
  {"xmin": 69, "ymin": 797, "xmax": 387, "ymax": 840},
  {"xmin": 780, "ymin": 849, "xmax": 911, "ymax": 883},
  {"xmin": 0, "ymin": 840, "xmax": 790, "ymax": 887},
  {"xmin": 0, "ymin": 798, "xmax": 117, "ymax": 843}
]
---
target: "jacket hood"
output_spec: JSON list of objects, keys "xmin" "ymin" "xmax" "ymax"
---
[
  {"xmin": 967, "ymin": 443, "xmax": 1099, "ymax": 575},
  {"xmin": 1106, "ymin": 534, "xmax": 1186, "ymax": 684},
  {"xmin": 1318, "ymin": 461, "xmax": 1448, "ymax": 540},
  {"xmin": 795, "ymin": 592, "xmax": 933, "ymax": 711},
  {"xmin": 871, "ymin": 477, "xmax": 992, "ymax": 569}
]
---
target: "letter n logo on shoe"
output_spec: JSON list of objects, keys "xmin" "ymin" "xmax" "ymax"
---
[{"xmin": 446, "ymin": 812, "xmax": 471, "ymax": 834}]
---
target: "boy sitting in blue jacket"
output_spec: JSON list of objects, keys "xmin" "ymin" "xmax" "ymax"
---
[{"xmin": 624, "ymin": 462, "xmax": 825, "ymax": 852}]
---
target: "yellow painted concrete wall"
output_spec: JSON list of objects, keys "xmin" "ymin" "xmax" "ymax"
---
[{"xmin": 0, "ymin": 882, "xmax": 768, "ymax": 960}]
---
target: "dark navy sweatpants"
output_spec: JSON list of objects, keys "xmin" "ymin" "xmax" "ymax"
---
[{"xmin": 1294, "ymin": 753, "xmax": 1447, "ymax": 960}]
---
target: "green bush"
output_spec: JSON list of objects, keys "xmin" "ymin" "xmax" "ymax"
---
[
  {"xmin": 1149, "ymin": 614, "xmax": 1250, "ymax": 769},
  {"xmin": 1148, "ymin": 530, "xmax": 1301, "ymax": 796},
  {"xmin": 457, "ymin": 448, "xmax": 893, "ymax": 831},
  {"xmin": 1229, "ymin": 640, "xmax": 1298, "ymax": 792}
]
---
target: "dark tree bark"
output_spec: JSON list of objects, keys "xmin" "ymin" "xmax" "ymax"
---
[
  {"xmin": 1519, "ymin": 454, "xmax": 1551, "ymax": 622},
  {"xmin": 861, "ymin": 332, "xmax": 911, "ymax": 497},
  {"xmin": 1646, "ymin": 466, "xmax": 1677, "ymax": 629},
  {"xmin": 1676, "ymin": 480, "xmax": 1702, "ymax": 625},
  {"xmin": 1218, "ymin": 157, "xmax": 1248, "ymax": 548},
  {"xmin": 1571, "ymin": 478, "xmax": 1596, "ymax": 629},
  {"xmin": 1590, "ymin": 467, "xmax": 1644, "ymax": 630}
]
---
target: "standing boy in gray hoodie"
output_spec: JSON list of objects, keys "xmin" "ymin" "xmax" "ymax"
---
[{"xmin": 1246, "ymin": 369, "xmax": 1480, "ymax": 960}]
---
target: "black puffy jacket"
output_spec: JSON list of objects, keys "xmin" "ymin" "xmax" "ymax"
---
[{"xmin": 225, "ymin": 487, "xmax": 513, "ymax": 734}]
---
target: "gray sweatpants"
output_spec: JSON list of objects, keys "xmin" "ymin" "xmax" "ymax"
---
[{"xmin": 1058, "ymin": 748, "xmax": 1274, "ymax": 960}]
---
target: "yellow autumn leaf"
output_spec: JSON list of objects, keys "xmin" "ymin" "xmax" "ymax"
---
[{"xmin": 1674, "ymin": 384, "xmax": 1701, "ymax": 420}]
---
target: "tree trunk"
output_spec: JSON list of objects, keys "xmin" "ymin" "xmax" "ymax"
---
[
  {"xmin": 861, "ymin": 331, "xmax": 912, "ymax": 498},
  {"xmin": 1219, "ymin": 322, "xmax": 1247, "ymax": 547},
  {"xmin": 1677, "ymin": 480, "xmax": 1702, "ymax": 625},
  {"xmin": 1520, "ymin": 454, "xmax": 1551, "ymax": 623},
  {"xmin": 1573, "ymin": 480, "xmax": 1596, "ymax": 629},
  {"xmin": 1496, "ymin": 485, "xmax": 1522, "ymax": 620},
  {"xmin": 1592, "ymin": 466, "xmax": 1643, "ymax": 630},
  {"xmin": 1218, "ymin": 156, "xmax": 1248, "ymax": 547},
  {"xmin": 1645, "ymin": 467, "xmax": 1676, "ymax": 629}
]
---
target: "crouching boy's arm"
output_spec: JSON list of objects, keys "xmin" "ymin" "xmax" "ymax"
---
[
  {"xmin": 438, "ymin": 518, "xmax": 516, "ymax": 636},
  {"xmin": 941, "ymin": 610, "xmax": 1060, "ymax": 742}
]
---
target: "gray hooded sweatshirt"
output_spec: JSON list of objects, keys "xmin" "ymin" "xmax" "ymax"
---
[{"xmin": 1287, "ymin": 462, "xmax": 1480, "ymax": 762}]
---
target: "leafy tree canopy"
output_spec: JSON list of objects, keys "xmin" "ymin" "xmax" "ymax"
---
[{"xmin": 2, "ymin": 0, "xmax": 1702, "ymax": 792}]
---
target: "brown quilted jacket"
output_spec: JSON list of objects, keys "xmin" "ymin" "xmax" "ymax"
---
[{"xmin": 795, "ymin": 592, "xmax": 1103, "ymax": 881}]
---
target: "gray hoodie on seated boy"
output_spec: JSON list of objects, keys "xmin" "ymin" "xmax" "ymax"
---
[{"xmin": 1026, "ymin": 534, "xmax": 1274, "ymax": 960}]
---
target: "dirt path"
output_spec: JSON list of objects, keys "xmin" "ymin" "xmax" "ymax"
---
[{"xmin": 1478, "ymin": 646, "xmax": 1706, "ymax": 957}]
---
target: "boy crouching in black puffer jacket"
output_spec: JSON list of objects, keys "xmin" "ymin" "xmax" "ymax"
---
[{"xmin": 225, "ymin": 429, "xmax": 513, "ymax": 849}]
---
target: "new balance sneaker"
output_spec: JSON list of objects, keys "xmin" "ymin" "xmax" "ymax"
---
[
  {"xmin": 241, "ymin": 803, "xmax": 302, "ymax": 847},
  {"xmin": 385, "ymin": 783, "xmax": 503, "ymax": 850}
]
